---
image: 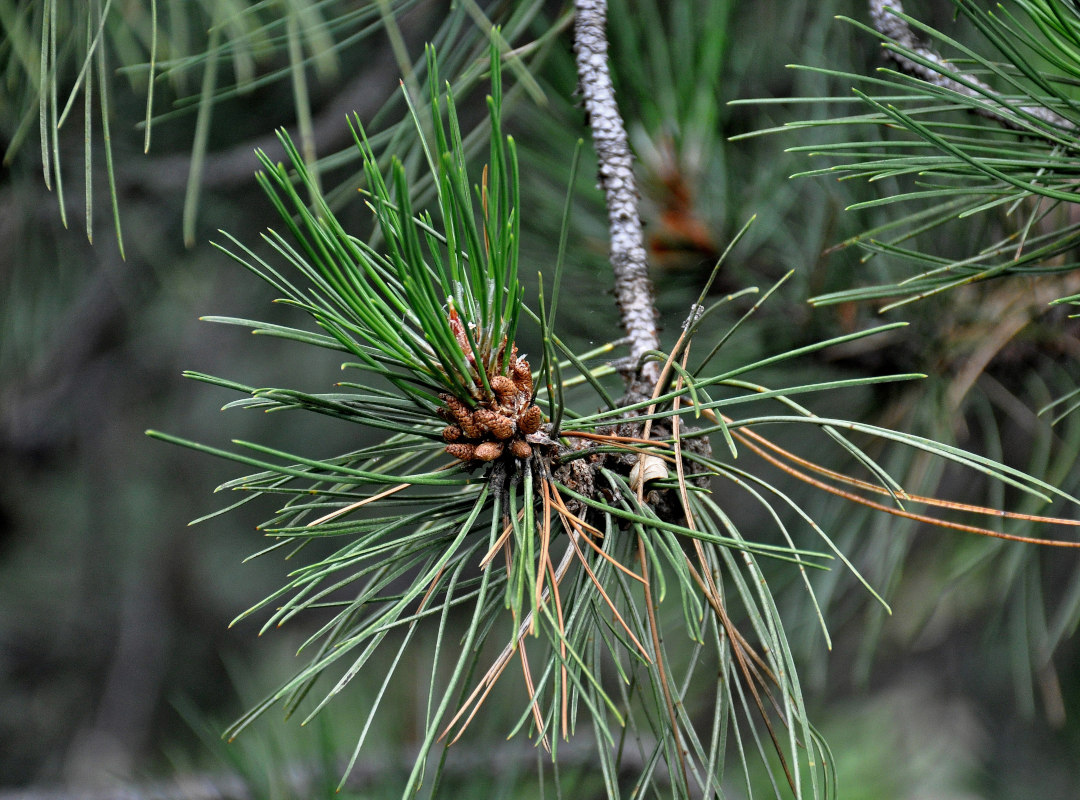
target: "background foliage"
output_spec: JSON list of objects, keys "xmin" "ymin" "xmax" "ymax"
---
[{"xmin": 2, "ymin": 0, "xmax": 1080, "ymax": 797}]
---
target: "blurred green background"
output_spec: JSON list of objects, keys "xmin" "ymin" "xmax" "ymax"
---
[{"xmin": 2, "ymin": 0, "xmax": 1080, "ymax": 796}]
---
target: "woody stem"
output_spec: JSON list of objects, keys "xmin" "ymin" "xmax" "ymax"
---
[{"xmin": 573, "ymin": 0, "xmax": 661, "ymax": 395}]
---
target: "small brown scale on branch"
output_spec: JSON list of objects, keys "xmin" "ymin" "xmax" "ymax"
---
[{"xmin": 437, "ymin": 314, "xmax": 544, "ymax": 464}]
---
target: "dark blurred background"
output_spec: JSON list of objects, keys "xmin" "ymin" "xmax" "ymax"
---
[{"xmin": 2, "ymin": 1, "xmax": 1080, "ymax": 797}]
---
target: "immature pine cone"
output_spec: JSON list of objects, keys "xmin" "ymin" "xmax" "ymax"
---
[{"xmin": 438, "ymin": 320, "xmax": 543, "ymax": 465}]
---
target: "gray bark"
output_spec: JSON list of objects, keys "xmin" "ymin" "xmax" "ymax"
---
[
  {"xmin": 573, "ymin": 0, "xmax": 661, "ymax": 392},
  {"xmin": 868, "ymin": 0, "xmax": 1073, "ymax": 133}
]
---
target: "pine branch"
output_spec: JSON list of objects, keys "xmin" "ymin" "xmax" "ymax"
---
[
  {"xmin": 868, "ymin": 0, "xmax": 1073, "ymax": 132},
  {"xmin": 573, "ymin": 0, "xmax": 661, "ymax": 393}
]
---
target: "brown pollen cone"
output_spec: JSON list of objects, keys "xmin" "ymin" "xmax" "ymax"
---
[{"xmin": 438, "ymin": 342, "xmax": 542, "ymax": 465}]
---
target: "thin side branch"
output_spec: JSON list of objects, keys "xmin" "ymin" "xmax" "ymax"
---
[
  {"xmin": 868, "ymin": 0, "xmax": 1073, "ymax": 132},
  {"xmin": 573, "ymin": 0, "xmax": 661, "ymax": 392}
]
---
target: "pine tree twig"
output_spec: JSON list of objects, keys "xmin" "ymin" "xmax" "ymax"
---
[
  {"xmin": 573, "ymin": 0, "xmax": 661, "ymax": 393},
  {"xmin": 868, "ymin": 0, "xmax": 1073, "ymax": 132}
]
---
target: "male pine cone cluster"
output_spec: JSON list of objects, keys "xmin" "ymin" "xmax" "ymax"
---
[{"xmin": 438, "ymin": 353, "xmax": 543, "ymax": 463}]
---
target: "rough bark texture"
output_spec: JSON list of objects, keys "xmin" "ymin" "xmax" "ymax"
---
[
  {"xmin": 868, "ymin": 0, "xmax": 1072, "ymax": 132},
  {"xmin": 573, "ymin": 0, "xmax": 661, "ymax": 392}
]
